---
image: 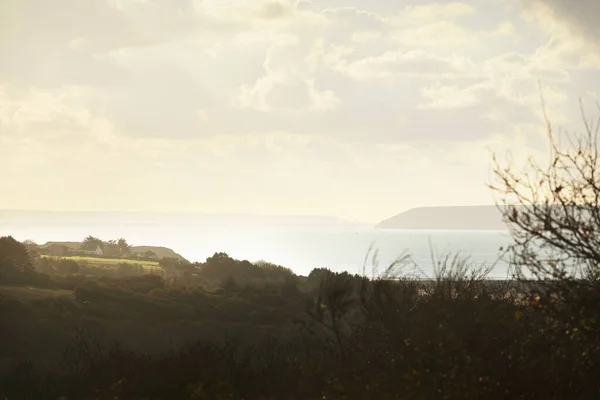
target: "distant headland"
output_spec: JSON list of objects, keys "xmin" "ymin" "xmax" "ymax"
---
[
  {"xmin": 376, "ymin": 205, "xmax": 508, "ymax": 230},
  {"xmin": 0, "ymin": 210, "xmax": 353, "ymax": 227}
]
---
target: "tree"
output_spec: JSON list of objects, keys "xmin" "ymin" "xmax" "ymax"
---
[
  {"xmin": 102, "ymin": 240, "xmax": 120, "ymax": 257},
  {"xmin": 117, "ymin": 238, "xmax": 132, "ymax": 257},
  {"xmin": 490, "ymin": 99, "xmax": 600, "ymax": 285},
  {"xmin": 158, "ymin": 257, "xmax": 179, "ymax": 270},
  {"xmin": 0, "ymin": 236, "xmax": 33, "ymax": 272},
  {"xmin": 22, "ymin": 240, "xmax": 38, "ymax": 250},
  {"xmin": 205, "ymin": 252, "xmax": 232, "ymax": 266},
  {"xmin": 306, "ymin": 268, "xmax": 333, "ymax": 292},
  {"xmin": 201, "ymin": 253, "xmax": 264, "ymax": 282},
  {"xmin": 144, "ymin": 250, "xmax": 157, "ymax": 260},
  {"xmin": 255, "ymin": 260, "xmax": 294, "ymax": 281},
  {"xmin": 81, "ymin": 236, "xmax": 103, "ymax": 251},
  {"xmin": 22, "ymin": 240, "xmax": 40, "ymax": 258}
]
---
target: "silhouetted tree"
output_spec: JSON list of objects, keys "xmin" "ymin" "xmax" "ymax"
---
[
  {"xmin": 21, "ymin": 240, "xmax": 38, "ymax": 250},
  {"xmin": 490, "ymin": 99, "xmax": 600, "ymax": 337},
  {"xmin": 255, "ymin": 260, "xmax": 295, "ymax": 281},
  {"xmin": 490, "ymin": 100, "xmax": 600, "ymax": 285},
  {"xmin": 103, "ymin": 240, "xmax": 120, "ymax": 257},
  {"xmin": 117, "ymin": 238, "xmax": 132, "ymax": 257},
  {"xmin": 159, "ymin": 257, "xmax": 185, "ymax": 271},
  {"xmin": 306, "ymin": 267, "xmax": 333, "ymax": 292},
  {"xmin": 22, "ymin": 240, "xmax": 40, "ymax": 258},
  {"xmin": 205, "ymin": 252, "xmax": 232, "ymax": 266},
  {"xmin": 144, "ymin": 250, "xmax": 157, "ymax": 260},
  {"xmin": 81, "ymin": 236, "xmax": 103, "ymax": 251},
  {"xmin": 0, "ymin": 236, "xmax": 32, "ymax": 272},
  {"xmin": 201, "ymin": 253, "xmax": 264, "ymax": 282}
]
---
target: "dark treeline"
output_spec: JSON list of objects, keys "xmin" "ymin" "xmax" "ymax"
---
[{"xmin": 1, "ymin": 235, "xmax": 600, "ymax": 399}]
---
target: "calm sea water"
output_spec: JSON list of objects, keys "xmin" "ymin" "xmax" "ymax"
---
[{"xmin": 1, "ymin": 224, "xmax": 514, "ymax": 278}]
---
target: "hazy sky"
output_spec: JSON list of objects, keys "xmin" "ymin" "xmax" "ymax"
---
[{"xmin": 1, "ymin": 0, "xmax": 599, "ymax": 222}]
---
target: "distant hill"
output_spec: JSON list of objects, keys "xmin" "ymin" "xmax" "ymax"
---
[
  {"xmin": 41, "ymin": 241, "xmax": 81, "ymax": 250},
  {"xmin": 376, "ymin": 206, "xmax": 509, "ymax": 230},
  {"xmin": 41, "ymin": 241, "xmax": 187, "ymax": 261},
  {"xmin": 128, "ymin": 246, "xmax": 187, "ymax": 261},
  {"xmin": 0, "ymin": 210, "xmax": 353, "ymax": 226}
]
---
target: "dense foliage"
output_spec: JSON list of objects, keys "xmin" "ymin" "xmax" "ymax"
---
[{"xmin": 1, "ymin": 236, "xmax": 599, "ymax": 399}]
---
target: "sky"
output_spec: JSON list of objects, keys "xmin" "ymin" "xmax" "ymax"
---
[{"xmin": 1, "ymin": 0, "xmax": 599, "ymax": 223}]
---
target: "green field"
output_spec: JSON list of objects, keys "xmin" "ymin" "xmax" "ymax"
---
[{"xmin": 40, "ymin": 255, "xmax": 162, "ymax": 270}]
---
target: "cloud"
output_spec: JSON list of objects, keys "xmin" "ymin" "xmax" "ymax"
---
[
  {"xmin": 399, "ymin": 2, "xmax": 476, "ymax": 20},
  {"xmin": 0, "ymin": 86, "xmax": 92, "ymax": 139},
  {"xmin": 325, "ymin": 48, "xmax": 478, "ymax": 80},
  {"xmin": 418, "ymin": 83, "xmax": 480, "ymax": 110},
  {"xmin": 520, "ymin": 0, "xmax": 600, "ymax": 69},
  {"xmin": 351, "ymin": 31, "xmax": 382, "ymax": 43},
  {"xmin": 95, "ymin": 61, "xmax": 217, "ymax": 138},
  {"xmin": 0, "ymin": 0, "xmax": 302, "ymax": 89},
  {"xmin": 0, "ymin": 0, "xmax": 194, "ymax": 88},
  {"xmin": 523, "ymin": 0, "xmax": 600, "ymax": 45},
  {"xmin": 384, "ymin": 2, "xmax": 518, "ymax": 49},
  {"xmin": 2, "ymin": 0, "xmax": 600, "ymax": 220},
  {"xmin": 235, "ymin": 37, "xmax": 341, "ymax": 112},
  {"xmin": 392, "ymin": 19, "xmax": 518, "ymax": 48},
  {"xmin": 237, "ymin": 0, "xmax": 323, "ymax": 23}
]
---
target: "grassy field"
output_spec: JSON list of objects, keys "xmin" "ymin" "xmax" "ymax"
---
[{"xmin": 40, "ymin": 255, "xmax": 162, "ymax": 270}]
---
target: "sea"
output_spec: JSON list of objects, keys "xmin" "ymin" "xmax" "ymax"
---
[{"xmin": 1, "ymin": 223, "xmax": 515, "ymax": 279}]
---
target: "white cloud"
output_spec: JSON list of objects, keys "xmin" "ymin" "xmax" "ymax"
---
[
  {"xmin": 238, "ymin": 73, "xmax": 339, "ymax": 112},
  {"xmin": 351, "ymin": 31, "xmax": 381, "ymax": 43},
  {"xmin": 520, "ymin": 0, "xmax": 600, "ymax": 70},
  {"xmin": 401, "ymin": 2, "xmax": 476, "ymax": 20},
  {"xmin": 235, "ymin": 30, "xmax": 339, "ymax": 112},
  {"xmin": 325, "ymin": 48, "xmax": 478, "ymax": 80},
  {"xmin": 522, "ymin": 0, "xmax": 600, "ymax": 45},
  {"xmin": 393, "ymin": 21, "xmax": 478, "ymax": 48},
  {"xmin": 1, "ymin": 0, "xmax": 599, "ymax": 220},
  {"xmin": 418, "ymin": 83, "xmax": 479, "ymax": 109},
  {"xmin": 384, "ymin": 2, "xmax": 517, "ymax": 49},
  {"xmin": 494, "ymin": 21, "xmax": 518, "ymax": 37}
]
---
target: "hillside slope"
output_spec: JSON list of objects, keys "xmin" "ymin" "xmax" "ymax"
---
[
  {"xmin": 129, "ymin": 245, "xmax": 187, "ymax": 261},
  {"xmin": 376, "ymin": 206, "xmax": 508, "ymax": 230},
  {"xmin": 41, "ymin": 241, "xmax": 187, "ymax": 261}
]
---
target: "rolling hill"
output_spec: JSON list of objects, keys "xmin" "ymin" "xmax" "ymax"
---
[
  {"xmin": 41, "ymin": 241, "xmax": 187, "ymax": 261},
  {"xmin": 376, "ymin": 206, "xmax": 509, "ymax": 230}
]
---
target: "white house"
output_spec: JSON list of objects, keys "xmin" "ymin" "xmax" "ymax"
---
[
  {"xmin": 93, "ymin": 245, "xmax": 104, "ymax": 256},
  {"xmin": 82, "ymin": 245, "xmax": 104, "ymax": 257}
]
